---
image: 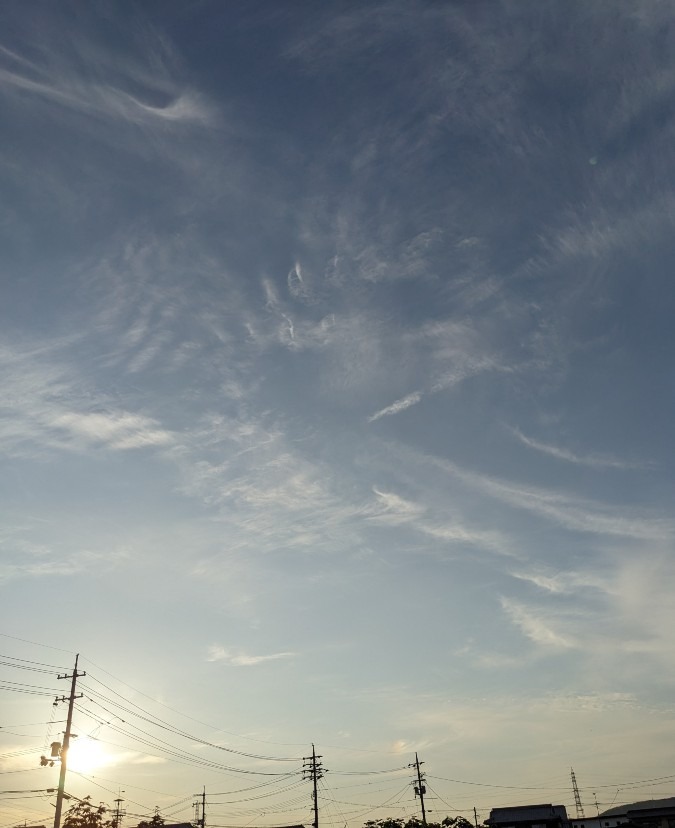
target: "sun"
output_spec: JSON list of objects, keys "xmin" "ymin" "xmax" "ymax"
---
[{"xmin": 67, "ymin": 737, "xmax": 109, "ymax": 773}]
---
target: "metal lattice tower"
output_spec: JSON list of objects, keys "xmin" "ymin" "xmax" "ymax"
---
[{"xmin": 571, "ymin": 767, "xmax": 585, "ymax": 818}]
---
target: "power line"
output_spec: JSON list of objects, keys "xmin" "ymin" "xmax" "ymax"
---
[
  {"xmin": 79, "ymin": 678, "xmax": 301, "ymax": 763},
  {"xmin": 0, "ymin": 685, "xmax": 59, "ymax": 696},
  {"xmin": 70, "ymin": 708, "xmax": 294, "ymax": 777},
  {"xmin": 0, "ymin": 634, "xmax": 72, "ymax": 654},
  {"xmin": 427, "ymin": 774, "xmax": 573, "ymax": 791},
  {"xmin": 0, "ymin": 659, "xmax": 63, "ymax": 675},
  {"xmin": 79, "ymin": 656, "xmax": 309, "ymax": 750},
  {"xmin": 207, "ymin": 780, "xmax": 306, "ymax": 805},
  {"xmin": 0, "ymin": 680, "xmax": 62, "ymax": 692},
  {"xmin": 330, "ymin": 768, "xmax": 409, "ymax": 776}
]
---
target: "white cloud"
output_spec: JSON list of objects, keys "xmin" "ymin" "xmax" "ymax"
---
[
  {"xmin": 0, "ymin": 545, "xmax": 130, "ymax": 584},
  {"xmin": 500, "ymin": 597, "xmax": 575, "ymax": 650},
  {"xmin": 510, "ymin": 569, "xmax": 609, "ymax": 595},
  {"xmin": 418, "ymin": 522, "xmax": 515, "ymax": 556},
  {"xmin": 368, "ymin": 391, "xmax": 423, "ymax": 422},
  {"xmin": 0, "ymin": 338, "xmax": 174, "ymax": 455},
  {"xmin": 0, "ymin": 27, "xmax": 214, "ymax": 129},
  {"xmin": 366, "ymin": 488, "xmax": 426, "ymax": 523},
  {"xmin": 510, "ymin": 426, "xmax": 652, "ymax": 470},
  {"xmin": 400, "ymin": 445, "xmax": 673, "ymax": 542},
  {"xmin": 53, "ymin": 411, "xmax": 173, "ymax": 450},
  {"xmin": 206, "ymin": 646, "xmax": 296, "ymax": 666}
]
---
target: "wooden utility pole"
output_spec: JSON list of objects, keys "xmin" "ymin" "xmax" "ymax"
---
[{"xmin": 53, "ymin": 654, "xmax": 85, "ymax": 828}]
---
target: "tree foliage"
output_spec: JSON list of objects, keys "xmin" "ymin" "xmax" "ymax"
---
[
  {"xmin": 443, "ymin": 818, "xmax": 476, "ymax": 828},
  {"xmin": 365, "ymin": 816, "xmax": 481, "ymax": 828},
  {"xmin": 136, "ymin": 809, "xmax": 165, "ymax": 828},
  {"xmin": 63, "ymin": 796, "xmax": 112, "ymax": 828}
]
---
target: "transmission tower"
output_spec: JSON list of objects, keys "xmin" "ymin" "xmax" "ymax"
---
[
  {"xmin": 571, "ymin": 768, "xmax": 585, "ymax": 819},
  {"xmin": 303, "ymin": 744, "xmax": 324, "ymax": 828}
]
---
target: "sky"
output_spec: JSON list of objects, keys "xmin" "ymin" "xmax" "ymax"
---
[{"xmin": 1, "ymin": 1, "xmax": 675, "ymax": 827}]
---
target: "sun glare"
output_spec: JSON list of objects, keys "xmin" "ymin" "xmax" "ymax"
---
[{"xmin": 67, "ymin": 737, "xmax": 109, "ymax": 773}]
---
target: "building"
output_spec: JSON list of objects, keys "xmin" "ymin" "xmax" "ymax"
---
[
  {"xmin": 489, "ymin": 804, "xmax": 570, "ymax": 828},
  {"xmin": 571, "ymin": 798, "xmax": 675, "ymax": 828},
  {"xmin": 571, "ymin": 815, "xmax": 627, "ymax": 828}
]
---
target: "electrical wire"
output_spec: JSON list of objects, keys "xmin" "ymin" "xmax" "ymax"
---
[
  {"xmin": 319, "ymin": 774, "xmax": 349, "ymax": 828},
  {"xmin": 0, "ymin": 656, "xmax": 64, "ymax": 675},
  {"xmin": 79, "ymin": 678, "xmax": 302, "ymax": 763},
  {"xmin": 73, "ymin": 703, "xmax": 296, "ymax": 777},
  {"xmin": 425, "ymin": 781, "xmax": 460, "ymax": 813},
  {"xmin": 0, "ymin": 685, "xmax": 59, "ymax": 697},
  {"xmin": 427, "ymin": 774, "xmax": 573, "ymax": 791},
  {"xmin": 331, "ymin": 768, "xmax": 409, "ymax": 776},
  {"xmin": 206, "ymin": 780, "xmax": 306, "ymax": 805},
  {"xmin": 0, "ymin": 634, "xmax": 72, "ymax": 654},
  {"xmin": 79, "ymin": 655, "xmax": 309, "ymax": 750}
]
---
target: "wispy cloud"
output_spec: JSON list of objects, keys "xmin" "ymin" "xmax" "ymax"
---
[
  {"xmin": 0, "ymin": 24, "xmax": 214, "ymax": 129},
  {"xmin": 53, "ymin": 411, "xmax": 172, "ymax": 450},
  {"xmin": 417, "ymin": 522, "xmax": 515, "ymax": 557},
  {"xmin": 500, "ymin": 597, "xmax": 575, "ymax": 650},
  {"xmin": 510, "ymin": 569, "xmax": 609, "ymax": 595},
  {"xmin": 503, "ymin": 551, "xmax": 675, "ymax": 680},
  {"xmin": 364, "ymin": 488, "xmax": 427, "ymax": 524},
  {"xmin": 0, "ymin": 543, "xmax": 130, "ymax": 584},
  {"xmin": 366, "ymin": 318, "xmax": 505, "ymax": 422},
  {"xmin": 398, "ymin": 445, "xmax": 673, "ymax": 542},
  {"xmin": 0, "ymin": 339, "xmax": 173, "ymax": 455},
  {"xmin": 368, "ymin": 391, "xmax": 423, "ymax": 422},
  {"xmin": 206, "ymin": 646, "xmax": 296, "ymax": 666},
  {"xmin": 510, "ymin": 426, "xmax": 652, "ymax": 470}
]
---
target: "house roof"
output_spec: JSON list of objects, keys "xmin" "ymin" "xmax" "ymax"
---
[
  {"xmin": 490, "ymin": 805, "xmax": 569, "ymax": 824},
  {"xmin": 601, "ymin": 798, "xmax": 675, "ymax": 818}
]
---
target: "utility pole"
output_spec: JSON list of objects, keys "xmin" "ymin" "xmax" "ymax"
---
[
  {"xmin": 571, "ymin": 768, "xmax": 585, "ymax": 819},
  {"xmin": 409, "ymin": 753, "xmax": 427, "ymax": 828},
  {"xmin": 53, "ymin": 654, "xmax": 85, "ymax": 828},
  {"xmin": 474, "ymin": 807, "xmax": 479, "ymax": 828},
  {"xmin": 303, "ymin": 744, "xmax": 324, "ymax": 828},
  {"xmin": 112, "ymin": 793, "xmax": 126, "ymax": 828},
  {"xmin": 193, "ymin": 787, "xmax": 206, "ymax": 828}
]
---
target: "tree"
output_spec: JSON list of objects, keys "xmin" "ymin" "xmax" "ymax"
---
[
  {"xmin": 364, "ymin": 816, "xmax": 481, "ymax": 828},
  {"xmin": 365, "ymin": 819, "xmax": 404, "ymax": 828},
  {"xmin": 136, "ymin": 808, "xmax": 165, "ymax": 828},
  {"xmin": 63, "ymin": 796, "xmax": 112, "ymax": 828},
  {"xmin": 443, "ymin": 818, "xmax": 476, "ymax": 828}
]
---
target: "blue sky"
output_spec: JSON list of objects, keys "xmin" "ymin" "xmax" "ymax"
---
[{"xmin": 2, "ymin": 2, "xmax": 675, "ymax": 827}]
